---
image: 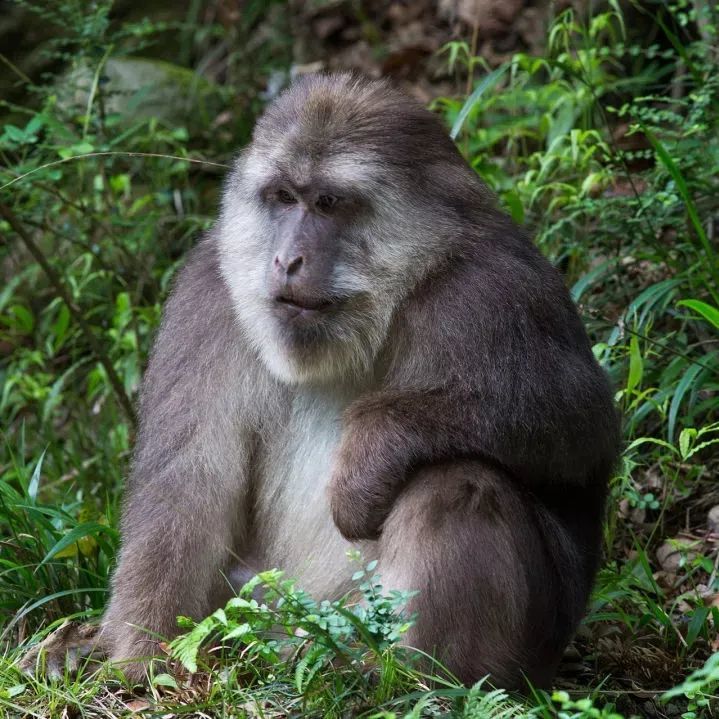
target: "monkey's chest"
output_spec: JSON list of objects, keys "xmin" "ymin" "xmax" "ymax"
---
[{"xmin": 253, "ymin": 392, "xmax": 375, "ymax": 598}]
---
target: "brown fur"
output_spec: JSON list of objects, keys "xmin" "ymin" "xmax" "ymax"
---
[{"xmin": 21, "ymin": 74, "xmax": 619, "ymax": 689}]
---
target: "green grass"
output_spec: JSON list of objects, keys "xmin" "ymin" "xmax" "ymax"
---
[{"xmin": 1, "ymin": 0, "xmax": 719, "ymax": 716}]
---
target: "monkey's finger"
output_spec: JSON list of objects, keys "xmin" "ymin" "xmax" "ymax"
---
[{"xmin": 18, "ymin": 621, "xmax": 106, "ymax": 678}]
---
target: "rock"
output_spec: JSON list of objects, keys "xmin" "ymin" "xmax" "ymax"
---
[
  {"xmin": 656, "ymin": 538, "xmax": 700, "ymax": 573},
  {"xmin": 708, "ymin": 505, "xmax": 719, "ymax": 534},
  {"xmin": 58, "ymin": 57, "xmax": 223, "ymax": 131},
  {"xmin": 618, "ymin": 498, "xmax": 646, "ymax": 524}
]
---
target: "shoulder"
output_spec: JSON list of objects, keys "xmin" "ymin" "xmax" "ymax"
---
[
  {"xmin": 385, "ymin": 219, "xmax": 592, "ymax": 384},
  {"xmin": 150, "ymin": 232, "xmax": 244, "ymax": 373},
  {"xmin": 401, "ymin": 218, "xmax": 571, "ymax": 329},
  {"xmin": 167, "ymin": 233, "xmax": 229, "ymax": 313}
]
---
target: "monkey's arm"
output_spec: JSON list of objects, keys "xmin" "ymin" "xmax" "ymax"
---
[
  {"xmin": 331, "ymin": 377, "xmax": 617, "ymax": 540},
  {"xmin": 101, "ymin": 240, "xmax": 255, "ymax": 679},
  {"xmin": 330, "ymin": 248, "xmax": 619, "ymax": 541}
]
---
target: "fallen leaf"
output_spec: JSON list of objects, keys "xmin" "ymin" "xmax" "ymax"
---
[{"xmin": 125, "ymin": 699, "xmax": 150, "ymax": 713}]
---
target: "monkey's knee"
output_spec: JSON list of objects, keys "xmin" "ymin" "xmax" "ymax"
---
[{"xmin": 379, "ymin": 461, "xmax": 577, "ymax": 689}]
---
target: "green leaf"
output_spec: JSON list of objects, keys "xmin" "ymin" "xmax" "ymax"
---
[
  {"xmin": 57, "ymin": 142, "xmax": 95, "ymax": 159},
  {"xmin": 222, "ymin": 622, "xmax": 251, "ymax": 640},
  {"xmin": 626, "ymin": 335, "xmax": 643, "ymax": 394},
  {"xmin": 1, "ymin": 684, "xmax": 26, "ymax": 699},
  {"xmin": 668, "ymin": 363, "xmax": 703, "ymax": 443},
  {"xmin": 644, "ymin": 128, "xmax": 719, "ymax": 300},
  {"xmin": 571, "ymin": 259, "xmax": 613, "ymax": 303},
  {"xmin": 685, "ymin": 606, "xmax": 709, "ymax": 648},
  {"xmin": 678, "ymin": 428, "xmax": 696, "ymax": 460},
  {"xmin": 677, "ymin": 299, "xmax": 719, "ymax": 331},
  {"xmin": 450, "ymin": 64, "xmax": 509, "ymax": 140},
  {"xmin": 51, "ymin": 304, "xmax": 71, "ymax": 352},
  {"xmin": 4, "ymin": 125, "xmax": 26, "ymax": 142},
  {"xmin": 502, "ymin": 189, "xmax": 524, "ymax": 224},
  {"xmin": 152, "ymin": 673, "xmax": 179, "ymax": 689},
  {"xmin": 169, "ymin": 615, "xmax": 217, "ymax": 673},
  {"xmin": 627, "ymin": 278, "xmax": 681, "ymax": 327},
  {"xmin": 7, "ymin": 304, "xmax": 34, "ymax": 334},
  {"xmin": 27, "ymin": 448, "xmax": 47, "ymax": 502},
  {"xmin": 625, "ymin": 437, "xmax": 679, "ymax": 455},
  {"xmin": 40, "ymin": 522, "xmax": 117, "ymax": 566},
  {"xmin": 6, "ymin": 588, "xmax": 106, "ymax": 633},
  {"xmin": 685, "ymin": 437, "xmax": 719, "ymax": 461}
]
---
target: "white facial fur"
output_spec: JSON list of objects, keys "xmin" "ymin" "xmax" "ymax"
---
[
  {"xmin": 217, "ymin": 139, "xmax": 451, "ymax": 385},
  {"xmin": 219, "ymin": 149, "xmax": 372, "ymax": 384}
]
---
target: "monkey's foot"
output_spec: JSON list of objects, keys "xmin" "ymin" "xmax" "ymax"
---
[
  {"xmin": 19, "ymin": 621, "xmax": 107, "ymax": 679},
  {"xmin": 108, "ymin": 635, "xmax": 167, "ymax": 684}
]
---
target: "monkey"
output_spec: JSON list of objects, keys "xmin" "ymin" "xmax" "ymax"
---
[{"xmin": 21, "ymin": 73, "xmax": 620, "ymax": 690}]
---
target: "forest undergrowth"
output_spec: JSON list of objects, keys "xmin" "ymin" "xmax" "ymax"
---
[{"xmin": 0, "ymin": 1, "xmax": 718, "ymax": 717}]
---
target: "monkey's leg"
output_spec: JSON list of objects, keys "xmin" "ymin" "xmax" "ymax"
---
[{"xmin": 378, "ymin": 460, "xmax": 594, "ymax": 690}]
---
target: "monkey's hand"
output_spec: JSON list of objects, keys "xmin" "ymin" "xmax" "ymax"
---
[
  {"xmin": 20, "ymin": 620, "xmax": 165, "ymax": 684},
  {"xmin": 329, "ymin": 415, "xmax": 403, "ymax": 541},
  {"xmin": 19, "ymin": 621, "xmax": 107, "ymax": 679}
]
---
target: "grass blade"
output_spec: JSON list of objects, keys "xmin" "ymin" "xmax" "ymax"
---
[{"xmin": 450, "ymin": 64, "xmax": 509, "ymax": 140}]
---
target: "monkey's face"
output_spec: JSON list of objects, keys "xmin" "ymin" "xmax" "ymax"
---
[
  {"xmin": 218, "ymin": 152, "xmax": 398, "ymax": 385},
  {"xmin": 262, "ymin": 182, "xmax": 363, "ymax": 331},
  {"xmin": 217, "ymin": 73, "xmax": 478, "ymax": 384}
]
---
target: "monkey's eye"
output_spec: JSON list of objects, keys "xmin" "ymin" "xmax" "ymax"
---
[
  {"xmin": 316, "ymin": 194, "xmax": 338, "ymax": 211},
  {"xmin": 277, "ymin": 189, "xmax": 297, "ymax": 204}
]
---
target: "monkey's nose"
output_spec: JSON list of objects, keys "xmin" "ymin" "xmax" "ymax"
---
[{"xmin": 274, "ymin": 254, "xmax": 304, "ymax": 276}]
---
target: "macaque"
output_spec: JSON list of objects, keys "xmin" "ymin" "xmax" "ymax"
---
[{"xmin": 23, "ymin": 73, "xmax": 619, "ymax": 689}]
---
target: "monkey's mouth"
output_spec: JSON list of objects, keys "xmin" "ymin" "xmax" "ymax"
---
[
  {"xmin": 276, "ymin": 295, "xmax": 334, "ymax": 312},
  {"xmin": 273, "ymin": 292, "xmax": 344, "ymax": 321}
]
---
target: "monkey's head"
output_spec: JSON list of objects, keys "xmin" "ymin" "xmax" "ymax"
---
[{"xmin": 218, "ymin": 73, "xmax": 490, "ymax": 384}]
